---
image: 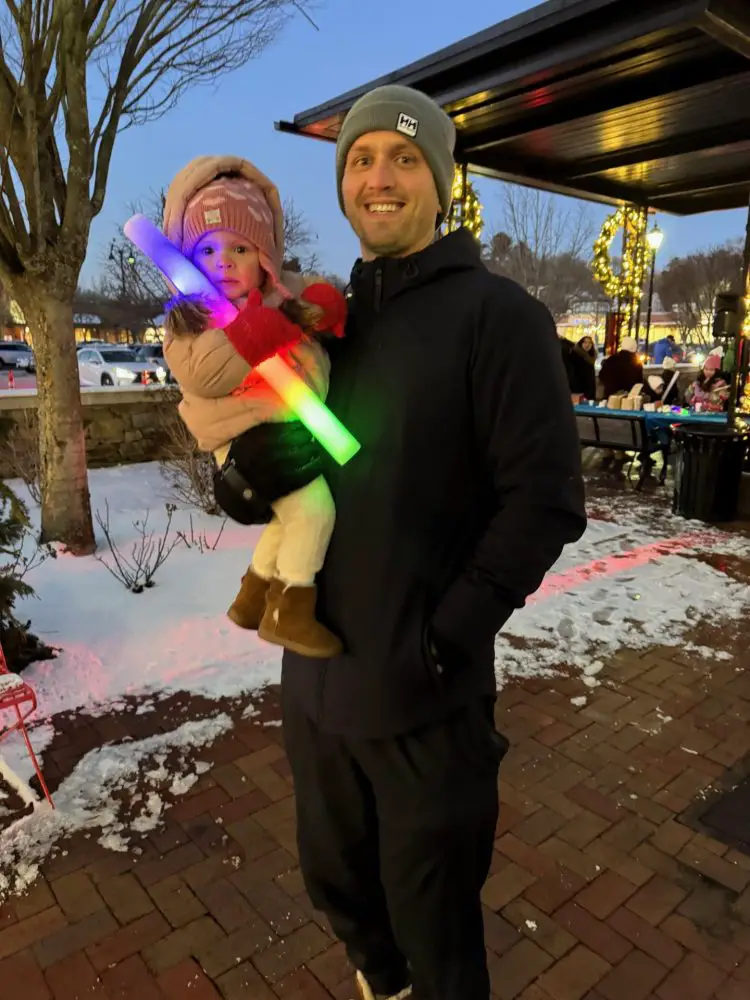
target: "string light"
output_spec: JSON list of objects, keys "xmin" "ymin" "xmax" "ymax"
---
[
  {"xmin": 592, "ymin": 207, "xmax": 651, "ymax": 325},
  {"xmin": 444, "ymin": 164, "xmax": 483, "ymax": 240},
  {"xmin": 738, "ymin": 301, "xmax": 750, "ymax": 416}
]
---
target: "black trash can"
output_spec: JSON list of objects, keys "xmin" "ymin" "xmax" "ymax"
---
[{"xmin": 672, "ymin": 424, "xmax": 749, "ymax": 522}]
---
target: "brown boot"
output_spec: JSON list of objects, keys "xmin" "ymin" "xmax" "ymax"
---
[
  {"xmin": 258, "ymin": 580, "xmax": 343, "ymax": 658},
  {"xmin": 226, "ymin": 569, "xmax": 271, "ymax": 630}
]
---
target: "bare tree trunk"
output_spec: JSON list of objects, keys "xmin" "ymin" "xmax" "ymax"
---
[{"xmin": 18, "ymin": 288, "xmax": 95, "ymax": 555}]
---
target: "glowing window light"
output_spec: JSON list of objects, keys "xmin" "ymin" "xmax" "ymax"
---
[{"xmin": 123, "ymin": 215, "xmax": 360, "ymax": 466}]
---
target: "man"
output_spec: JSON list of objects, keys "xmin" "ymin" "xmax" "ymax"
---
[
  {"xmin": 652, "ymin": 334, "xmax": 677, "ymax": 365},
  {"xmin": 280, "ymin": 86, "xmax": 586, "ymax": 1000}
]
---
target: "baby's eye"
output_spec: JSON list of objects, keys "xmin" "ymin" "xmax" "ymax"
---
[{"xmin": 235, "ymin": 246, "xmax": 247, "ymax": 254}]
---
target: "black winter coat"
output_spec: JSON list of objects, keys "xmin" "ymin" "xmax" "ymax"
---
[
  {"xmin": 599, "ymin": 350, "xmax": 644, "ymax": 398},
  {"xmin": 281, "ymin": 230, "xmax": 587, "ymax": 738},
  {"xmin": 562, "ymin": 340, "xmax": 597, "ymax": 399}
]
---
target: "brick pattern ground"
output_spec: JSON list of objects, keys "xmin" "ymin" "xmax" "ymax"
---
[{"xmin": 2, "ymin": 633, "xmax": 750, "ymax": 999}]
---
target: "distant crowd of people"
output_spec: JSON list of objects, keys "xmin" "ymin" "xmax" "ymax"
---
[{"xmin": 561, "ymin": 333, "xmax": 731, "ymax": 414}]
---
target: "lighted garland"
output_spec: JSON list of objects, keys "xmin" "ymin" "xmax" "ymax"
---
[
  {"xmin": 592, "ymin": 207, "xmax": 651, "ymax": 323},
  {"xmin": 444, "ymin": 164, "xmax": 483, "ymax": 240},
  {"xmin": 739, "ymin": 305, "xmax": 750, "ymax": 415}
]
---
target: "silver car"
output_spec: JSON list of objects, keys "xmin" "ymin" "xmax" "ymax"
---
[
  {"xmin": 0, "ymin": 341, "xmax": 32, "ymax": 369},
  {"xmin": 77, "ymin": 347, "xmax": 167, "ymax": 387}
]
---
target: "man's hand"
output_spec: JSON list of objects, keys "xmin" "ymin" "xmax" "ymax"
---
[{"xmin": 301, "ymin": 283, "xmax": 347, "ymax": 339}]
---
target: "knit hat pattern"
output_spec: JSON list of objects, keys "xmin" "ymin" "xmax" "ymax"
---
[{"xmin": 335, "ymin": 85, "xmax": 456, "ymax": 226}]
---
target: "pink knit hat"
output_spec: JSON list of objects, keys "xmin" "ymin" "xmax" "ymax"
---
[
  {"xmin": 163, "ymin": 156, "xmax": 291, "ymax": 298},
  {"xmin": 704, "ymin": 354, "xmax": 722, "ymax": 371},
  {"xmin": 182, "ymin": 176, "xmax": 283, "ymax": 290}
]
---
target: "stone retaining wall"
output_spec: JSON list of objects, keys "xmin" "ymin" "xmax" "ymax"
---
[{"xmin": 0, "ymin": 386, "xmax": 183, "ymax": 476}]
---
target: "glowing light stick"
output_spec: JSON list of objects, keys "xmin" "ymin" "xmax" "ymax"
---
[{"xmin": 123, "ymin": 214, "xmax": 360, "ymax": 465}]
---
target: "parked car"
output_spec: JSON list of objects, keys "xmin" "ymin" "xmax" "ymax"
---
[
  {"xmin": 132, "ymin": 343, "xmax": 175, "ymax": 383},
  {"xmin": 76, "ymin": 340, "xmax": 119, "ymax": 352},
  {"xmin": 0, "ymin": 341, "xmax": 33, "ymax": 369},
  {"xmin": 77, "ymin": 347, "xmax": 167, "ymax": 387},
  {"xmin": 15, "ymin": 350, "xmax": 36, "ymax": 373}
]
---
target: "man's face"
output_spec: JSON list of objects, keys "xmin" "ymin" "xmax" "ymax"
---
[{"xmin": 341, "ymin": 131, "xmax": 441, "ymax": 260}]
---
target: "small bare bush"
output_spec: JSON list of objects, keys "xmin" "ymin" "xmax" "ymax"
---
[
  {"xmin": 157, "ymin": 393, "xmax": 220, "ymax": 515},
  {"xmin": 95, "ymin": 502, "xmax": 182, "ymax": 593},
  {"xmin": 176, "ymin": 513, "xmax": 227, "ymax": 554}
]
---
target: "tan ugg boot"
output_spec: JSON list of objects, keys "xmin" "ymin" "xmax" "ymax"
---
[
  {"xmin": 226, "ymin": 569, "xmax": 271, "ymax": 630},
  {"xmin": 257, "ymin": 579, "xmax": 343, "ymax": 658}
]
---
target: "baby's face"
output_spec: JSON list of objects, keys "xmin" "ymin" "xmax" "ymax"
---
[{"xmin": 192, "ymin": 230, "xmax": 262, "ymax": 304}]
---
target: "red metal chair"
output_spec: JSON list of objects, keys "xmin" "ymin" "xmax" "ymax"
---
[{"xmin": 0, "ymin": 644, "xmax": 54, "ymax": 809}]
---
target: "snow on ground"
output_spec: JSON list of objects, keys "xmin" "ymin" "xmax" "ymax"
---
[
  {"xmin": 11, "ymin": 462, "xmax": 748, "ymax": 721},
  {"xmin": 1, "ymin": 461, "xmax": 749, "ymax": 895},
  {"xmin": 17, "ymin": 461, "xmax": 283, "ymax": 719},
  {"xmin": 0, "ymin": 714, "xmax": 232, "ymax": 898},
  {"xmin": 495, "ymin": 515, "xmax": 750, "ymax": 687}
]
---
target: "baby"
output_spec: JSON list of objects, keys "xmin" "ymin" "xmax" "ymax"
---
[{"xmin": 162, "ymin": 156, "xmax": 346, "ymax": 659}]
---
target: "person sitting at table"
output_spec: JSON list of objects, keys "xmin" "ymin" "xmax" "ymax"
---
[
  {"xmin": 599, "ymin": 336, "xmax": 643, "ymax": 399},
  {"xmin": 685, "ymin": 355, "xmax": 730, "ymax": 413},
  {"xmin": 643, "ymin": 356, "xmax": 681, "ymax": 407}
]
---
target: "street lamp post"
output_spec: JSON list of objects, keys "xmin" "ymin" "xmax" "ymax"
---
[{"xmin": 645, "ymin": 224, "xmax": 664, "ymax": 360}]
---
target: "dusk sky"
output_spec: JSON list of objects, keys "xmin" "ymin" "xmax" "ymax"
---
[{"xmin": 82, "ymin": 0, "xmax": 748, "ymax": 286}]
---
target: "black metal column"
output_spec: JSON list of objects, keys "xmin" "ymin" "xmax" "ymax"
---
[{"xmin": 728, "ymin": 193, "xmax": 750, "ymax": 425}]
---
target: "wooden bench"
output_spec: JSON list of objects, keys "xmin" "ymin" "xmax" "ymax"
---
[{"xmin": 575, "ymin": 412, "xmax": 666, "ymax": 488}]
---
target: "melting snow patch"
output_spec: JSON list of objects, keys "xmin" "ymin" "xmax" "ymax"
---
[
  {"xmin": 496, "ymin": 518, "xmax": 749, "ymax": 687},
  {"xmin": 0, "ymin": 714, "xmax": 232, "ymax": 900}
]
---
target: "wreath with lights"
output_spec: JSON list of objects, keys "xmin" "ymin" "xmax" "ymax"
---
[
  {"xmin": 444, "ymin": 165, "xmax": 483, "ymax": 240},
  {"xmin": 592, "ymin": 207, "xmax": 650, "ymax": 311}
]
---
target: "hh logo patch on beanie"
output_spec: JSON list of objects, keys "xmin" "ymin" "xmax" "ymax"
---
[
  {"xmin": 396, "ymin": 112, "xmax": 418, "ymax": 138},
  {"xmin": 203, "ymin": 208, "xmax": 222, "ymax": 225}
]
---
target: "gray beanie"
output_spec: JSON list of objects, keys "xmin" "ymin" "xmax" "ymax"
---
[{"xmin": 336, "ymin": 85, "xmax": 456, "ymax": 226}]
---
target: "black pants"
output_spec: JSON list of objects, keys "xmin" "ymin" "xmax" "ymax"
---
[{"xmin": 282, "ymin": 694, "xmax": 503, "ymax": 1000}]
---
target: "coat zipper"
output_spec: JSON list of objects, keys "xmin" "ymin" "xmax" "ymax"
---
[
  {"xmin": 316, "ymin": 265, "xmax": 382, "ymax": 726},
  {"xmin": 374, "ymin": 265, "xmax": 383, "ymax": 313}
]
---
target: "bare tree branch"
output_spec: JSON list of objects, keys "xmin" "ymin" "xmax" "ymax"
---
[
  {"xmin": 656, "ymin": 242, "xmax": 743, "ymax": 345},
  {"xmin": 282, "ymin": 197, "xmax": 319, "ymax": 273},
  {"xmin": 484, "ymin": 185, "xmax": 599, "ymax": 319},
  {"xmin": 2, "ymin": 0, "xmax": 311, "ymax": 255},
  {"xmin": 0, "ymin": 0, "xmax": 314, "ymax": 552},
  {"xmin": 59, "ymin": 4, "xmax": 93, "ymax": 243}
]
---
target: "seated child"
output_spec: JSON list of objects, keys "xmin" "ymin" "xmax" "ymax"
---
[{"xmin": 685, "ymin": 355, "xmax": 730, "ymax": 413}]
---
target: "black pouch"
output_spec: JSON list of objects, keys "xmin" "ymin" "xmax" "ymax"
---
[{"xmin": 213, "ymin": 462, "xmax": 273, "ymax": 525}]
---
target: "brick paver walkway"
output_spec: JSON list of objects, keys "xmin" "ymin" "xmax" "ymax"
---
[{"xmin": 1, "ymin": 634, "xmax": 750, "ymax": 999}]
